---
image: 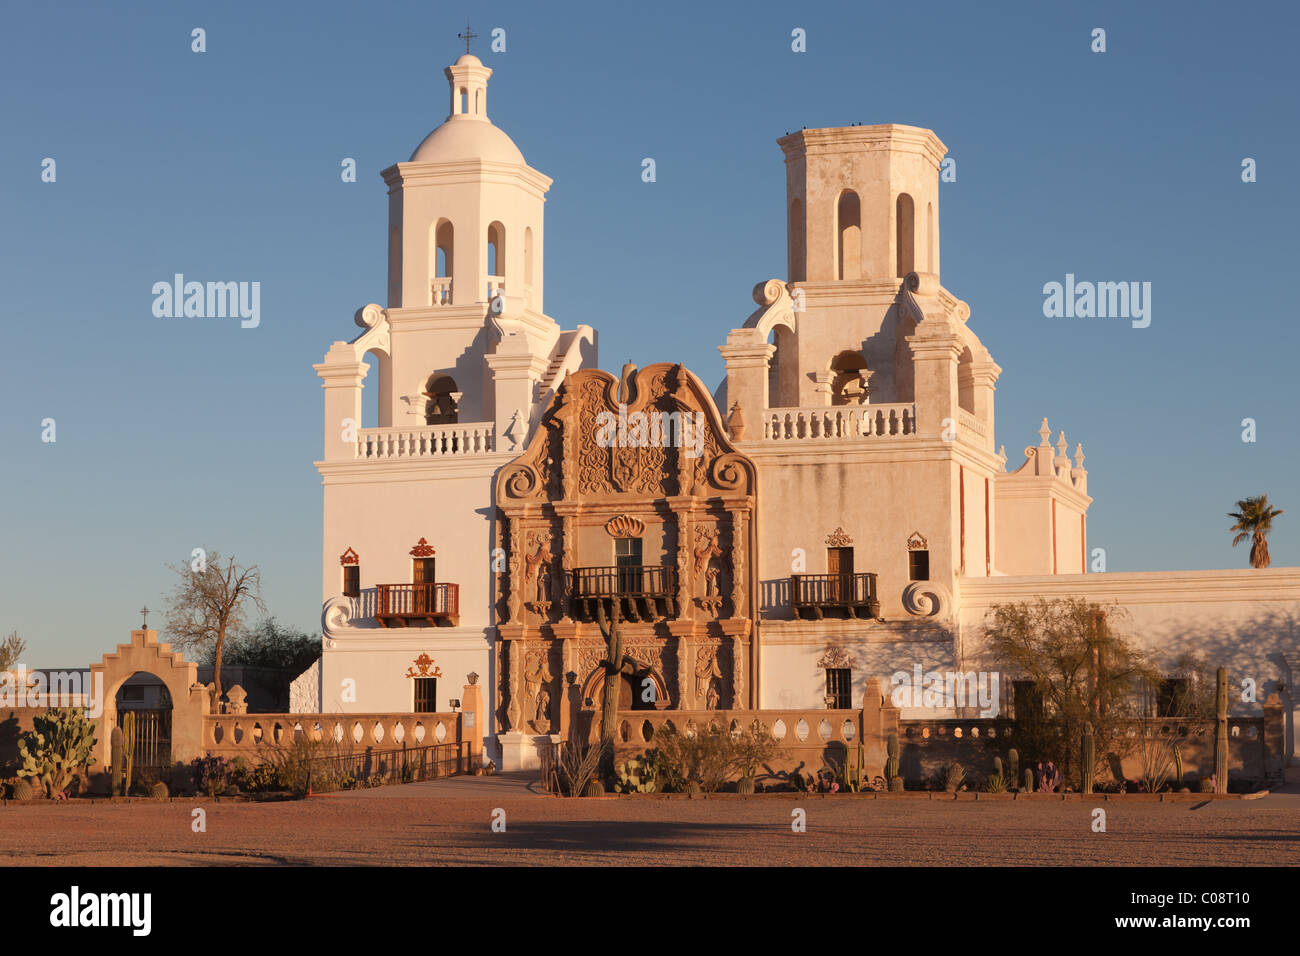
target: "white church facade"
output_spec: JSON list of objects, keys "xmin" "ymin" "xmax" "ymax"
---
[{"xmin": 296, "ymin": 52, "xmax": 1300, "ymax": 773}]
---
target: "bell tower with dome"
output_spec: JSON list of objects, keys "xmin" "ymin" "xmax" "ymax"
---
[
  {"xmin": 386, "ymin": 53, "xmax": 549, "ymax": 318},
  {"xmin": 308, "ymin": 47, "xmax": 596, "ymax": 747}
]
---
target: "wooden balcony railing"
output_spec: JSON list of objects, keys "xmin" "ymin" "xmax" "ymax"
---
[
  {"xmin": 375, "ymin": 583, "xmax": 460, "ymax": 627},
  {"xmin": 790, "ymin": 572, "xmax": 879, "ymax": 620},
  {"xmin": 569, "ymin": 565, "xmax": 677, "ymax": 623}
]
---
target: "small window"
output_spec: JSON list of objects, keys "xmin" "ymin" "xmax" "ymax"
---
[
  {"xmin": 825, "ymin": 668, "xmax": 852, "ymax": 709},
  {"xmin": 615, "ymin": 538, "xmax": 643, "ymax": 593},
  {"xmin": 1012, "ymin": 681, "xmax": 1042, "ymax": 722},
  {"xmin": 413, "ymin": 677, "xmax": 437, "ymax": 712},
  {"xmin": 1156, "ymin": 678, "xmax": 1190, "ymax": 717},
  {"xmin": 343, "ymin": 565, "xmax": 360, "ymax": 598},
  {"xmin": 909, "ymin": 549, "xmax": 930, "ymax": 581}
]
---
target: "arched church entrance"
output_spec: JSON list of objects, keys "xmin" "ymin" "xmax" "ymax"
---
[{"xmin": 115, "ymin": 671, "xmax": 173, "ymax": 774}]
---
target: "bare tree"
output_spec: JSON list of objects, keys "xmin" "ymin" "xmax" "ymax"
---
[
  {"xmin": 0, "ymin": 631, "xmax": 27, "ymax": 671},
  {"xmin": 163, "ymin": 551, "xmax": 265, "ymax": 707}
]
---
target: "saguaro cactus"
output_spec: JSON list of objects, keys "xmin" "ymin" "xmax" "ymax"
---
[
  {"xmin": 122, "ymin": 711, "xmax": 137, "ymax": 796},
  {"xmin": 1008, "ymin": 748, "xmax": 1019, "ymax": 788},
  {"xmin": 885, "ymin": 732, "xmax": 900, "ymax": 784},
  {"xmin": 1023, "ymin": 767, "xmax": 1034, "ymax": 793},
  {"xmin": 1214, "ymin": 666, "xmax": 1229, "ymax": 793},
  {"xmin": 110, "ymin": 726, "xmax": 125, "ymax": 796},
  {"xmin": 1172, "ymin": 741, "xmax": 1184, "ymax": 789},
  {"xmin": 594, "ymin": 601, "xmax": 640, "ymax": 781},
  {"xmin": 1081, "ymin": 722, "xmax": 1095, "ymax": 795}
]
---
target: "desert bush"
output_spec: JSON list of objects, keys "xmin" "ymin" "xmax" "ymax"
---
[
  {"xmin": 192, "ymin": 754, "xmax": 230, "ymax": 797},
  {"xmin": 557, "ymin": 739, "xmax": 606, "ymax": 798},
  {"xmin": 1138, "ymin": 739, "xmax": 1174, "ymax": 794},
  {"xmin": 986, "ymin": 598, "xmax": 1158, "ymax": 788},
  {"xmin": 935, "ymin": 760, "xmax": 966, "ymax": 792}
]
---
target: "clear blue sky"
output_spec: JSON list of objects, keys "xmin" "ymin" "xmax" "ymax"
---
[{"xmin": 3, "ymin": 0, "xmax": 1297, "ymax": 666}]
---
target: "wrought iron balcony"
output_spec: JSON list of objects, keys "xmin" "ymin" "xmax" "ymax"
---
[
  {"xmin": 375, "ymin": 583, "xmax": 460, "ymax": 627},
  {"xmin": 569, "ymin": 565, "xmax": 677, "ymax": 623},
  {"xmin": 789, "ymin": 572, "xmax": 879, "ymax": 620}
]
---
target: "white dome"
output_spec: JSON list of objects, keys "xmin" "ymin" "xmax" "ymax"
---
[{"xmin": 409, "ymin": 118, "xmax": 525, "ymax": 165}]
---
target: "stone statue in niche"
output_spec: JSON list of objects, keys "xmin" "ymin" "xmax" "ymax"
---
[
  {"xmin": 699, "ymin": 562, "xmax": 724, "ymax": 613},
  {"xmin": 524, "ymin": 649, "xmax": 553, "ymax": 733},
  {"xmin": 534, "ymin": 685, "xmax": 552, "ymax": 731},
  {"xmin": 695, "ymin": 647, "xmax": 722, "ymax": 710},
  {"xmin": 524, "ymin": 532, "xmax": 554, "ymax": 616}
]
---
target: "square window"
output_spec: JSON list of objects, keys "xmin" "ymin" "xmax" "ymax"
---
[
  {"xmin": 825, "ymin": 668, "xmax": 852, "ymax": 709},
  {"xmin": 413, "ymin": 677, "xmax": 437, "ymax": 712}
]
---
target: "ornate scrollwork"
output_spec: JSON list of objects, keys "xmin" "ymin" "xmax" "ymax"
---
[
  {"xmin": 709, "ymin": 453, "xmax": 748, "ymax": 492},
  {"xmin": 753, "ymin": 278, "xmax": 787, "ymax": 307},
  {"xmin": 322, "ymin": 595, "xmax": 353, "ymax": 638},
  {"xmin": 817, "ymin": 646, "xmax": 852, "ymax": 669},
  {"xmin": 605, "ymin": 514, "xmax": 645, "ymax": 538},
  {"xmin": 354, "ymin": 303, "xmax": 384, "ymax": 329},
  {"xmin": 902, "ymin": 581, "xmax": 952, "ymax": 619},
  {"xmin": 504, "ymin": 464, "xmax": 539, "ymax": 499}
]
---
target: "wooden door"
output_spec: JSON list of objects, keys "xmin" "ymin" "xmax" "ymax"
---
[
  {"xmin": 827, "ymin": 547, "xmax": 854, "ymax": 602},
  {"xmin": 413, "ymin": 558, "xmax": 436, "ymax": 612}
]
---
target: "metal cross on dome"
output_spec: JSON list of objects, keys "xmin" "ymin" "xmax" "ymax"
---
[
  {"xmin": 140, "ymin": 605, "xmax": 149, "ymax": 628},
  {"xmin": 458, "ymin": 19, "xmax": 477, "ymax": 55}
]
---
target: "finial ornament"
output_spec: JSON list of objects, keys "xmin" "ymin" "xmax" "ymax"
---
[
  {"xmin": 1056, "ymin": 430, "xmax": 1068, "ymax": 456},
  {"xmin": 1073, "ymin": 443, "xmax": 1086, "ymax": 468},
  {"xmin": 1038, "ymin": 418, "xmax": 1051, "ymax": 445},
  {"xmin": 458, "ymin": 18, "xmax": 478, "ymax": 55}
]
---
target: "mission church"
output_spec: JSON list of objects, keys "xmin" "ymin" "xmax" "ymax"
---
[{"xmin": 294, "ymin": 49, "xmax": 1300, "ymax": 772}]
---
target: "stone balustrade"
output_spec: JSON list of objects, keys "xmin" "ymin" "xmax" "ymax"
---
[
  {"xmin": 431, "ymin": 277, "xmax": 452, "ymax": 305},
  {"xmin": 355, "ymin": 422, "xmax": 495, "ymax": 459},
  {"xmin": 203, "ymin": 712, "xmax": 461, "ymax": 757},
  {"xmin": 759, "ymin": 403, "xmax": 916, "ymax": 441}
]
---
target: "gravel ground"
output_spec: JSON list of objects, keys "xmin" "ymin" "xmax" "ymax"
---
[{"xmin": 3, "ymin": 776, "xmax": 1297, "ymax": 866}]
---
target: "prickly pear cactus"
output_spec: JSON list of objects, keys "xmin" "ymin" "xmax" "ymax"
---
[
  {"xmin": 17, "ymin": 708, "xmax": 98, "ymax": 798},
  {"xmin": 614, "ymin": 755, "xmax": 658, "ymax": 794}
]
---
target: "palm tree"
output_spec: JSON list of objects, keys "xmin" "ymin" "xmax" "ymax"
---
[{"xmin": 1228, "ymin": 495, "xmax": 1284, "ymax": 568}]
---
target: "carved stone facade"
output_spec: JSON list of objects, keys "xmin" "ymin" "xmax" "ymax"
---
[{"xmin": 494, "ymin": 362, "xmax": 758, "ymax": 743}]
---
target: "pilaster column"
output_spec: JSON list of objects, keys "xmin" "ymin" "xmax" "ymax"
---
[
  {"xmin": 314, "ymin": 347, "xmax": 367, "ymax": 462},
  {"xmin": 718, "ymin": 334, "xmax": 775, "ymax": 423},
  {"xmin": 906, "ymin": 326, "xmax": 962, "ymax": 439}
]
